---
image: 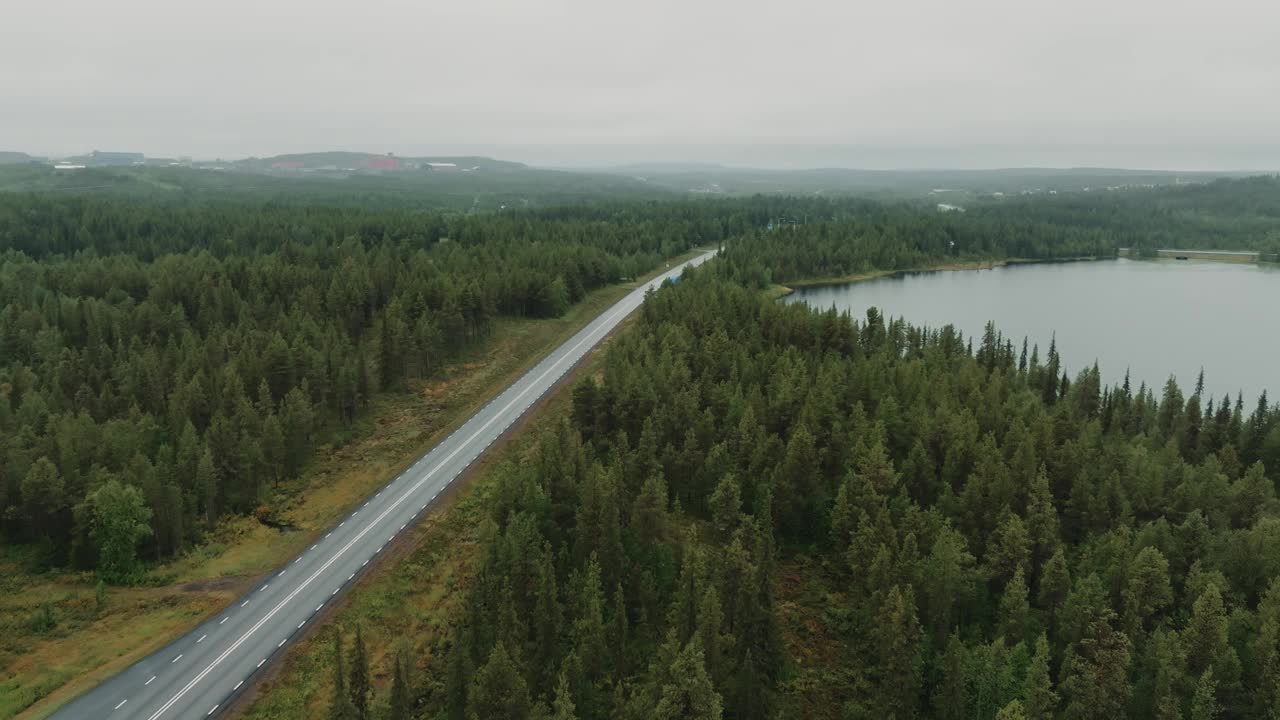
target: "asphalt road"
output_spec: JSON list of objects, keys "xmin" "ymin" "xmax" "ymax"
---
[{"xmin": 52, "ymin": 251, "xmax": 714, "ymax": 720}]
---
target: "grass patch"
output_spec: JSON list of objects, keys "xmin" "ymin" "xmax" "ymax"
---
[
  {"xmin": 6, "ymin": 250, "xmax": 706, "ymax": 720},
  {"xmin": 774, "ymin": 555, "xmax": 862, "ymax": 720}
]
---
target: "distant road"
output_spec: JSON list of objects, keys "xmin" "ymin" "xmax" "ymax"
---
[{"xmin": 52, "ymin": 250, "xmax": 715, "ymax": 720}]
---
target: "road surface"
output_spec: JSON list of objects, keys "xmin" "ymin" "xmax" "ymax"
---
[{"xmin": 52, "ymin": 251, "xmax": 714, "ymax": 720}]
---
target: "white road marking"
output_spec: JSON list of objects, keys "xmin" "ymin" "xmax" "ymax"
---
[
  {"xmin": 240, "ymin": 601, "xmax": 248, "ymax": 608},
  {"xmin": 317, "ymin": 603, "xmax": 324, "ymax": 611},
  {"xmin": 147, "ymin": 676, "xmax": 156, "ymax": 685},
  {"xmin": 298, "ymin": 621, "xmax": 305, "ymax": 629},
  {"xmin": 294, "ymin": 557, "xmax": 301, "ymax": 564},
  {"xmin": 207, "ymin": 704, "xmax": 218, "ymax": 716},
  {"xmin": 198, "ymin": 634, "xmax": 207, "ymax": 643},
  {"xmin": 234, "ymin": 680, "xmax": 243, "ymax": 690},
  {"xmin": 348, "ymin": 573, "xmax": 354, "ymax": 580},
  {"xmin": 362, "ymin": 559, "xmax": 368, "ymax": 566},
  {"xmin": 220, "ymin": 618, "xmax": 228, "ymax": 625},
  {"xmin": 257, "ymin": 659, "xmax": 266, "ymax": 668},
  {"xmin": 277, "ymin": 571, "xmax": 285, "ymax": 578},
  {"xmin": 339, "ymin": 521, "xmax": 345, "ymax": 527},
  {"xmin": 115, "ymin": 699, "xmax": 128, "ymax": 710},
  {"xmin": 311, "ymin": 544, "xmax": 317, "ymax": 550},
  {"xmin": 260, "ymin": 585, "xmax": 268, "ymax": 592},
  {"xmin": 325, "ymin": 533, "xmax": 331, "ymax": 538},
  {"xmin": 278, "ymin": 639, "xmax": 286, "ymax": 648},
  {"xmin": 137, "ymin": 260, "xmax": 705, "ymax": 720},
  {"xmin": 172, "ymin": 654, "xmax": 183, "ymax": 663}
]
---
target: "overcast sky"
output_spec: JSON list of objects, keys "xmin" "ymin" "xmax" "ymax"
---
[{"xmin": 3, "ymin": 0, "xmax": 1278, "ymax": 169}]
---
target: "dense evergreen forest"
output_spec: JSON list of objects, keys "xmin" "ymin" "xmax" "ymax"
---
[
  {"xmin": 714, "ymin": 175, "xmax": 1280, "ymax": 287},
  {"xmin": 971, "ymin": 176, "xmax": 1280, "ymax": 255},
  {"xmin": 4, "ymin": 175, "xmax": 1279, "ymax": 717},
  {"xmin": 0, "ymin": 195, "xmax": 726, "ymax": 579},
  {"xmin": 417, "ymin": 271, "xmax": 1280, "ymax": 720}
]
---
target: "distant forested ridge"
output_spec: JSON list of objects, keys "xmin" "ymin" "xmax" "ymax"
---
[
  {"xmin": 713, "ymin": 175, "xmax": 1280, "ymax": 286},
  {"xmin": 0, "ymin": 195, "xmax": 724, "ymax": 579},
  {"xmin": 430, "ymin": 271, "xmax": 1280, "ymax": 720},
  {"xmin": 971, "ymin": 175, "xmax": 1280, "ymax": 255}
]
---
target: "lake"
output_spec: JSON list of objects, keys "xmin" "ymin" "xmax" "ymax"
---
[{"xmin": 783, "ymin": 258, "xmax": 1279, "ymax": 404}]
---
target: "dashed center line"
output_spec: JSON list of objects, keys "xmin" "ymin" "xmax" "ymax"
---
[
  {"xmin": 198, "ymin": 634, "xmax": 207, "ymax": 643},
  {"xmin": 115, "ymin": 699, "xmax": 128, "ymax": 710},
  {"xmin": 146, "ymin": 676, "xmax": 156, "ymax": 685},
  {"xmin": 172, "ymin": 654, "xmax": 183, "ymax": 663}
]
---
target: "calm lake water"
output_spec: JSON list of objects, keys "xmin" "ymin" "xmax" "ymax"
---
[{"xmin": 784, "ymin": 258, "xmax": 1279, "ymax": 403}]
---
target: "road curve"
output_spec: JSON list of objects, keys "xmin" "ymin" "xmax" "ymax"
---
[{"xmin": 52, "ymin": 251, "xmax": 715, "ymax": 720}]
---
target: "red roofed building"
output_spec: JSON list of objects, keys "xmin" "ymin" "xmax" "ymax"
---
[{"xmin": 364, "ymin": 155, "xmax": 400, "ymax": 171}]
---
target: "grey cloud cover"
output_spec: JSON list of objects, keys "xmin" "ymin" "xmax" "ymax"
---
[{"xmin": 3, "ymin": 0, "xmax": 1278, "ymax": 168}]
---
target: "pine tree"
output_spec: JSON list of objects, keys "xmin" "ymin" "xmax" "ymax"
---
[
  {"xmin": 653, "ymin": 640, "xmax": 723, "ymax": 720},
  {"xmin": 1184, "ymin": 586, "xmax": 1228, "ymax": 677},
  {"xmin": 1124, "ymin": 546, "xmax": 1173, "ymax": 636},
  {"xmin": 1059, "ymin": 617, "xmax": 1133, "ymax": 720},
  {"xmin": 612, "ymin": 583, "xmax": 629, "ymax": 680},
  {"xmin": 1025, "ymin": 468, "xmax": 1061, "ymax": 569},
  {"xmin": 932, "ymin": 632, "xmax": 968, "ymax": 720},
  {"xmin": 1038, "ymin": 548, "xmax": 1072, "ymax": 629},
  {"xmin": 329, "ymin": 631, "xmax": 357, "ymax": 720},
  {"xmin": 996, "ymin": 700, "xmax": 1028, "ymax": 720},
  {"xmin": 829, "ymin": 478, "xmax": 855, "ymax": 552},
  {"xmin": 468, "ymin": 642, "xmax": 531, "ymax": 720},
  {"xmin": 878, "ymin": 584, "xmax": 923, "ymax": 719},
  {"xmin": 1024, "ymin": 634, "xmax": 1057, "ymax": 720},
  {"xmin": 551, "ymin": 668, "xmax": 578, "ymax": 720},
  {"xmin": 998, "ymin": 566, "xmax": 1030, "ymax": 644},
  {"xmin": 387, "ymin": 651, "xmax": 412, "ymax": 720},
  {"xmin": 1190, "ymin": 669, "xmax": 1218, "ymax": 720},
  {"xmin": 349, "ymin": 625, "xmax": 370, "ymax": 719}
]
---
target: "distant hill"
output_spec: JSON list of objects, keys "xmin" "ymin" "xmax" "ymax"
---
[
  {"xmin": 592, "ymin": 165, "xmax": 1255, "ymax": 199},
  {"xmin": 238, "ymin": 152, "xmax": 527, "ymax": 173},
  {"xmin": 0, "ymin": 151, "xmax": 39, "ymax": 165},
  {"xmin": 0, "ymin": 161, "xmax": 672, "ymax": 211}
]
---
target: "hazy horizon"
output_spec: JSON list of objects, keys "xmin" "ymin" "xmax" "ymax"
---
[{"xmin": 5, "ymin": 0, "xmax": 1278, "ymax": 170}]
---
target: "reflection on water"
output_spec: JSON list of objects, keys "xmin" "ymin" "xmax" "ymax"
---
[{"xmin": 784, "ymin": 259, "xmax": 1279, "ymax": 403}]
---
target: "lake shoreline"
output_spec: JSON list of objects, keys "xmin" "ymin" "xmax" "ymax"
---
[
  {"xmin": 779, "ymin": 255, "xmax": 1277, "ymax": 402},
  {"xmin": 773, "ymin": 255, "xmax": 1109, "ymax": 298}
]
